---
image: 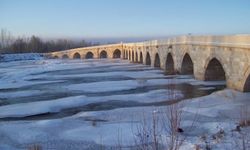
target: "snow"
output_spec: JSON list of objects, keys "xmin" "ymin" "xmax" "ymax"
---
[
  {"xmin": 1, "ymin": 89, "xmax": 249, "ymax": 150},
  {"xmin": 0, "ymin": 57, "xmax": 249, "ymax": 150},
  {"xmin": 0, "ymin": 59, "xmax": 155, "ymax": 90},
  {"xmin": 68, "ymin": 79, "xmax": 152, "ymax": 92},
  {"xmin": 65, "ymin": 78, "xmax": 194, "ymax": 93},
  {"xmin": 62, "ymin": 122, "xmax": 135, "ymax": 146},
  {"xmin": 0, "ymin": 90, "xmax": 249, "ymax": 149},
  {"xmin": 0, "ymin": 53, "xmax": 44, "ymax": 62},
  {"xmin": 44, "ymin": 69, "xmax": 163, "ymax": 79},
  {"xmin": 0, "ymin": 89, "xmax": 182, "ymax": 118},
  {"xmin": 189, "ymin": 80, "xmax": 226, "ymax": 86},
  {"xmin": 0, "ymin": 96, "xmax": 87, "ymax": 118},
  {"xmin": 0, "ymin": 90, "xmax": 45, "ymax": 99}
]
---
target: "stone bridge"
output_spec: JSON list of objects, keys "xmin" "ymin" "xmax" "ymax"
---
[{"xmin": 49, "ymin": 35, "xmax": 250, "ymax": 93}]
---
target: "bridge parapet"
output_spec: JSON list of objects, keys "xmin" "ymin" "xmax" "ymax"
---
[{"xmin": 124, "ymin": 35, "xmax": 250, "ymax": 48}]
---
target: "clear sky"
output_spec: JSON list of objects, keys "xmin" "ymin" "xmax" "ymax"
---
[{"xmin": 1, "ymin": 0, "xmax": 250, "ymax": 41}]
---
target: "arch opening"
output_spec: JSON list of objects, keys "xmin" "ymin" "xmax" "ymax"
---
[
  {"xmin": 73, "ymin": 52, "xmax": 81, "ymax": 59},
  {"xmin": 165, "ymin": 53, "xmax": 175, "ymax": 75},
  {"xmin": 244, "ymin": 74, "xmax": 250, "ymax": 92},
  {"xmin": 126, "ymin": 51, "xmax": 128, "ymax": 59},
  {"xmin": 146, "ymin": 52, "xmax": 151, "ymax": 65},
  {"xmin": 139, "ymin": 52, "xmax": 143, "ymax": 63},
  {"xmin": 181, "ymin": 53, "xmax": 194, "ymax": 75},
  {"xmin": 100, "ymin": 50, "xmax": 107, "ymax": 59},
  {"xmin": 123, "ymin": 51, "xmax": 126, "ymax": 59},
  {"xmin": 62, "ymin": 54, "xmax": 69, "ymax": 59},
  {"xmin": 204, "ymin": 58, "xmax": 226, "ymax": 81},
  {"xmin": 135, "ymin": 52, "xmax": 138, "ymax": 63},
  {"xmin": 113, "ymin": 49, "xmax": 121, "ymax": 58},
  {"xmin": 154, "ymin": 53, "xmax": 160, "ymax": 68},
  {"xmin": 53, "ymin": 56, "xmax": 59, "ymax": 59},
  {"xmin": 132, "ymin": 51, "xmax": 134, "ymax": 62},
  {"xmin": 85, "ymin": 52, "xmax": 94, "ymax": 59}
]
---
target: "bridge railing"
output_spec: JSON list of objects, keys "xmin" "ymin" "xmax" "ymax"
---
[{"xmin": 124, "ymin": 35, "xmax": 250, "ymax": 49}]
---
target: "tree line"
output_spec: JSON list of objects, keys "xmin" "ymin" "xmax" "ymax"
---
[{"xmin": 0, "ymin": 29, "xmax": 99, "ymax": 54}]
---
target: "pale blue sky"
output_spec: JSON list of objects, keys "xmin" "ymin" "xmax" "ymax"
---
[{"xmin": 1, "ymin": 0, "xmax": 250, "ymax": 40}]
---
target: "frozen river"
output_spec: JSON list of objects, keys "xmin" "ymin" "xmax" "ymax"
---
[
  {"xmin": 0, "ymin": 59, "xmax": 224, "ymax": 120},
  {"xmin": 1, "ymin": 58, "xmax": 249, "ymax": 150}
]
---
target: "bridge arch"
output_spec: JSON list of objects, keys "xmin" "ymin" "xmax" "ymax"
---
[
  {"xmin": 73, "ymin": 52, "xmax": 81, "ymax": 59},
  {"xmin": 139, "ymin": 52, "xmax": 143, "ymax": 63},
  {"xmin": 100, "ymin": 50, "xmax": 107, "ymax": 59},
  {"xmin": 135, "ymin": 52, "xmax": 138, "ymax": 63},
  {"xmin": 242, "ymin": 67, "xmax": 250, "ymax": 92},
  {"xmin": 146, "ymin": 52, "xmax": 151, "ymax": 65},
  {"xmin": 244, "ymin": 74, "xmax": 250, "ymax": 92},
  {"xmin": 53, "ymin": 55, "xmax": 59, "ymax": 59},
  {"xmin": 132, "ymin": 51, "xmax": 134, "ymax": 62},
  {"xmin": 62, "ymin": 54, "xmax": 69, "ymax": 59},
  {"xmin": 181, "ymin": 53, "xmax": 194, "ymax": 75},
  {"xmin": 204, "ymin": 58, "xmax": 226, "ymax": 81},
  {"xmin": 123, "ymin": 51, "xmax": 125, "ymax": 59},
  {"xmin": 165, "ymin": 53, "xmax": 175, "ymax": 75},
  {"xmin": 113, "ymin": 49, "xmax": 121, "ymax": 58},
  {"xmin": 126, "ymin": 51, "xmax": 128, "ymax": 59},
  {"xmin": 85, "ymin": 52, "xmax": 94, "ymax": 59},
  {"xmin": 154, "ymin": 53, "xmax": 160, "ymax": 68}
]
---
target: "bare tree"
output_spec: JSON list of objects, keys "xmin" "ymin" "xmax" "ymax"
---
[
  {"xmin": 11, "ymin": 38, "xmax": 28, "ymax": 53},
  {"xmin": 0, "ymin": 28, "xmax": 100, "ymax": 53},
  {"xmin": 163, "ymin": 102, "xmax": 185, "ymax": 150},
  {"xmin": 0, "ymin": 29, "xmax": 14, "ymax": 52}
]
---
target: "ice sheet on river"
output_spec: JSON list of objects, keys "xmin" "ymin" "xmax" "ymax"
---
[
  {"xmin": 0, "ymin": 58, "xmax": 246, "ymax": 150},
  {"xmin": 65, "ymin": 78, "xmax": 193, "ymax": 93},
  {"xmin": 0, "ymin": 89, "xmax": 249, "ymax": 150},
  {"xmin": 0, "ymin": 89, "xmax": 182, "ymax": 118}
]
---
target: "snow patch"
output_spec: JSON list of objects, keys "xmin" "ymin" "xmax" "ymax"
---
[
  {"xmin": 0, "ymin": 53, "xmax": 44, "ymax": 62},
  {"xmin": 0, "ymin": 95, "xmax": 88, "ymax": 118}
]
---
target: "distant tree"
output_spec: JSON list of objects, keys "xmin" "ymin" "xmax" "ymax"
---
[
  {"xmin": 29, "ymin": 36, "xmax": 43, "ymax": 53},
  {"xmin": 0, "ymin": 29, "xmax": 14, "ymax": 52},
  {"xmin": 93, "ymin": 42, "xmax": 100, "ymax": 46},
  {"xmin": 44, "ymin": 41, "xmax": 55, "ymax": 52},
  {"xmin": 11, "ymin": 38, "xmax": 28, "ymax": 53},
  {"xmin": 0, "ymin": 28, "xmax": 100, "ymax": 54},
  {"xmin": 79, "ymin": 40, "xmax": 88, "ymax": 47},
  {"xmin": 0, "ymin": 29, "xmax": 7, "ymax": 48}
]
